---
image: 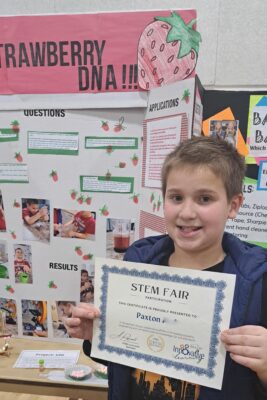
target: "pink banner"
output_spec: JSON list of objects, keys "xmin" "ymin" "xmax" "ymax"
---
[{"xmin": 0, "ymin": 10, "xmax": 198, "ymax": 95}]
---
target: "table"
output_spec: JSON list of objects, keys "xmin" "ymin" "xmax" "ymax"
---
[{"xmin": 0, "ymin": 338, "xmax": 108, "ymax": 400}]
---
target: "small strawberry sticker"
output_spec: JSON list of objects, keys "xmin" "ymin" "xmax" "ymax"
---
[
  {"xmin": 114, "ymin": 117, "xmax": 126, "ymax": 132},
  {"xmin": 131, "ymin": 154, "xmax": 139, "ymax": 166},
  {"xmin": 48, "ymin": 280, "xmax": 57, "ymax": 289},
  {"xmin": 5, "ymin": 285, "xmax": 14, "ymax": 294},
  {"xmin": 11, "ymin": 120, "xmax": 20, "ymax": 133},
  {"xmin": 157, "ymin": 198, "xmax": 162, "ymax": 211},
  {"xmin": 75, "ymin": 246, "xmax": 83, "ymax": 256},
  {"xmin": 150, "ymin": 192, "xmax": 155, "ymax": 203},
  {"xmin": 182, "ymin": 89, "xmax": 191, "ymax": 104},
  {"xmin": 77, "ymin": 195, "xmax": 84, "ymax": 205},
  {"xmin": 13, "ymin": 199, "xmax": 20, "ymax": 208},
  {"xmin": 105, "ymin": 170, "xmax": 112, "ymax": 180},
  {"xmin": 116, "ymin": 161, "xmax": 126, "ymax": 168},
  {"xmin": 106, "ymin": 145, "xmax": 113, "ymax": 154},
  {"xmin": 130, "ymin": 193, "xmax": 140, "ymax": 204},
  {"xmin": 50, "ymin": 170, "xmax": 58, "ymax": 182},
  {"xmin": 70, "ymin": 189, "xmax": 77, "ymax": 200},
  {"xmin": 85, "ymin": 196, "xmax": 92, "ymax": 205},
  {"xmin": 99, "ymin": 205, "xmax": 109, "ymax": 216},
  {"xmin": 82, "ymin": 253, "xmax": 93, "ymax": 260},
  {"xmin": 101, "ymin": 121, "xmax": 109, "ymax": 131},
  {"xmin": 15, "ymin": 152, "xmax": 23, "ymax": 162},
  {"xmin": 138, "ymin": 12, "xmax": 201, "ymax": 90},
  {"xmin": 10, "ymin": 231, "xmax": 16, "ymax": 239}
]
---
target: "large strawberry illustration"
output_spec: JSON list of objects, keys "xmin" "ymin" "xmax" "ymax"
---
[
  {"xmin": 101, "ymin": 121, "xmax": 109, "ymax": 131},
  {"xmin": 138, "ymin": 12, "xmax": 201, "ymax": 90}
]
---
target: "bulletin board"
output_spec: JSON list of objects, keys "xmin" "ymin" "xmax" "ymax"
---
[{"xmin": 0, "ymin": 9, "xmax": 203, "ymax": 341}]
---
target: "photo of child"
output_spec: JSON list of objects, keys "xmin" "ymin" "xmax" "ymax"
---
[
  {"xmin": 0, "ymin": 190, "xmax": 6, "ymax": 232},
  {"xmin": 0, "ymin": 298, "xmax": 18, "ymax": 336},
  {"xmin": 53, "ymin": 209, "xmax": 96, "ymax": 240},
  {"xmin": 22, "ymin": 198, "xmax": 50, "ymax": 243},
  {"xmin": 13, "ymin": 244, "xmax": 33, "ymax": 284},
  {"xmin": 80, "ymin": 268, "xmax": 94, "ymax": 303},
  {"xmin": 106, "ymin": 218, "xmax": 135, "ymax": 260},
  {"xmin": 0, "ymin": 240, "xmax": 9, "ymax": 279},
  {"xmin": 21, "ymin": 300, "xmax": 48, "ymax": 337},
  {"xmin": 51, "ymin": 301, "xmax": 76, "ymax": 338}
]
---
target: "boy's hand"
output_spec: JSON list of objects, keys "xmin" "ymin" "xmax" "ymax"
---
[
  {"xmin": 221, "ymin": 325, "xmax": 267, "ymax": 387},
  {"xmin": 63, "ymin": 303, "xmax": 100, "ymax": 341}
]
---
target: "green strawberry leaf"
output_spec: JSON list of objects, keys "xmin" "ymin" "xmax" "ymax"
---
[{"xmin": 155, "ymin": 12, "xmax": 202, "ymax": 59}]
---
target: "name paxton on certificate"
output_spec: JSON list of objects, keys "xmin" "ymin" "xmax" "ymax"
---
[{"xmin": 91, "ymin": 257, "xmax": 236, "ymax": 390}]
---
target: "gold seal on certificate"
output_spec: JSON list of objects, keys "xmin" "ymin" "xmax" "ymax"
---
[{"xmin": 91, "ymin": 257, "xmax": 236, "ymax": 390}]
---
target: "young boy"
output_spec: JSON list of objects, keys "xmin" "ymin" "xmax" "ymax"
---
[
  {"xmin": 22, "ymin": 199, "xmax": 49, "ymax": 225},
  {"xmin": 63, "ymin": 137, "xmax": 267, "ymax": 399}
]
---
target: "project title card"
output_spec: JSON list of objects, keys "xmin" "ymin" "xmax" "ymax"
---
[{"xmin": 91, "ymin": 258, "xmax": 236, "ymax": 389}]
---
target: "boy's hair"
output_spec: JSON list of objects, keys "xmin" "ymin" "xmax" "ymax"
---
[
  {"xmin": 26, "ymin": 199, "xmax": 38, "ymax": 205},
  {"xmin": 161, "ymin": 136, "xmax": 246, "ymax": 201}
]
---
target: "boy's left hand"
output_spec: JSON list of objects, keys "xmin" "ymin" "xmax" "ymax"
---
[{"xmin": 221, "ymin": 325, "xmax": 267, "ymax": 387}]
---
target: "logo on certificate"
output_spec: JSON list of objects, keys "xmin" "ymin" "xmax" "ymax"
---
[{"xmin": 147, "ymin": 334, "xmax": 165, "ymax": 352}]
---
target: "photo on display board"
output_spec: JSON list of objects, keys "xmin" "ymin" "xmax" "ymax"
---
[
  {"xmin": 0, "ymin": 240, "xmax": 9, "ymax": 279},
  {"xmin": 21, "ymin": 198, "xmax": 50, "ymax": 243},
  {"xmin": 209, "ymin": 120, "xmax": 239, "ymax": 148},
  {"xmin": 13, "ymin": 244, "xmax": 33, "ymax": 284},
  {"xmin": 80, "ymin": 266, "xmax": 94, "ymax": 304},
  {"xmin": 106, "ymin": 218, "xmax": 135, "ymax": 260},
  {"xmin": 0, "ymin": 298, "xmax": 18, "ymax": 336},
  {"xmin": 0, "ymin": 190, "xmax": 6, "ymax": 232},
  {"xmin": 51, "ymin": 301, "xmax": 76, "ymax": 338},
  {"xmin": 53, "ymin": 208, "xmax": 96, "ymax": 240},
  {"xmin": 21, "ymin": 299, "xmax": 48, "ymax": 337}
]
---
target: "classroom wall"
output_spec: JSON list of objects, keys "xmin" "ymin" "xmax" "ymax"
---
[{"xmin": 1, "ymin": 0, "xmax": 266, "ymax": 90}]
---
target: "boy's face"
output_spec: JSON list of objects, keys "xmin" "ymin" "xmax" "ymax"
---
[
  {"xmin": 81, "ymin": 272, "xmax": 89, "ymax": 282},
  {"xmin": 27, "ymin": 203, "xmax": 39, "ymax": 214},
  {"xmin": 164, "ymin": 166, "xmax": 242, "ymax": 263},
  {"xmin": 15, "ymin": 249, "xmax": 24, "ymax": 260}
]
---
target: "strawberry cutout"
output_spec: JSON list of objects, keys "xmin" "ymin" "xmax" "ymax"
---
[
  {"xmin": 106, "ymin": 145, "xmax": 113, "ymax": 154},
  {"xmin": 138, "ymin": 12, "xmax": 201, "ymax": 90},
  {"xmin": 70, "ymin": 190, "xmax": 77, "ymax": 200},
  {"xmin": 105, "ymin": 170, "xmax": 112, "ymax": 180},
  {"xmin": 5, "ymin": 285, "xmax": 15, "ymax": 294},
  {"xmin": 114, "ymin": 117, "xmax": 126, "ymax": 132},
  {"xmin": 82, "ymin": 253, "xmax": 93, "ymax": 260},
  {"xmin": 182, "ymin": 89, "xmax": 191, "ymax": 104},
  {"xmin": 48, "ymin": 280, "xmax": 57, "ymax": 289},
  {"xmin": 130, "ymin": 193, "xmax": 140, "ymax": 204},
  {"xmin": 14, "ymin": 152, "xmax": 23, "ymax": 162},
  {"xmin": 116, "ymin": 162, "xmax": 126, "ymax": 168},
  {"xmin": 77, "ymin": 195, "xmax": 84, "ymax": 205},
  {"xmin": 85, "ymin": 196, "xmax": 92, "ymax": 205},
  {"xmin": 11, "ymin": 120, "xmax": 20, "ymax": 133},
  {"xmin": 13, "ymin": 200, "xmax": 20, "ymax": 208},
  {"xmin": 50, "ymin": 170, "xmax": 58, "ymax": 182},
  {"xmin": 131, "ymin": 154, "xmax": 139, "ymax": 166},
  {"xmin": 10, "ymin": 231, "xmax": 16, "ymax": 239},
  {"xmin": 101, "ymin": 121, "xmax": 109, "ymax": 131},
  {"xmin": 99, "ymin": 205, "xmax": 109, "ymax": 216},
  {"xmin": 75, "ymin": 246, "xmax": 83, "ymax": 256}
]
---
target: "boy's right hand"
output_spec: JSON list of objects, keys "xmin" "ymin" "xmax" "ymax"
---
[{"xmin": 63, "ymin": 303, "xmax": 100, "ymax": 341}]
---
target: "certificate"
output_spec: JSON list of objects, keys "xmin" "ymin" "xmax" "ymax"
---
[{"xmin": 91, "ymin": 257, "xmax": 236, "ymax": 389}]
